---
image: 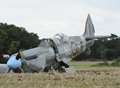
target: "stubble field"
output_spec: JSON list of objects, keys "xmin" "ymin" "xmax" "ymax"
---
[{"xmin": 0, "ymin": 61, "xmax": 120, "ymax": 88}]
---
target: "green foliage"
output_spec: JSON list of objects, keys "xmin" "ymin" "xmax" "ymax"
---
[
  {"xmin": 8, "ymin": 41, "xmax": 20, "ymax": 54},
  {"xmin": 111, "ymin": 58, "xmax": 120, "ymax": 66},
  {"xmin": 75, "ymin": 36, "xmax": 120, "ymax": 61},
  {"xmin": 0, "ymin": 23, "xmax": 40, "ymax": 54},
  {"xmin": 92, "ymin": 37, "xmax": 120, "ymax": 60}
]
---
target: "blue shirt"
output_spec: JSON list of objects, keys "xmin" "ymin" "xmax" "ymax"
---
[{"xmin": 7, "ymin": 55, "xmax": 22, "ymax": 69}]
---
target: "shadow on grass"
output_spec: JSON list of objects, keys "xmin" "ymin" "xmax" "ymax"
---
[
  {"xmin": 91, "ymin": 58, "xmax": 120, "ymax": 67},
  {"xmin": 91, "ymin": 62, "xmax": 111, "ymax": 67}
]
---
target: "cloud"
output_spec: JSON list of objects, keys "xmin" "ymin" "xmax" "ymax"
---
[{"xmin": 0, "ymin": 0, "xmax": 119, "ymax": 38}]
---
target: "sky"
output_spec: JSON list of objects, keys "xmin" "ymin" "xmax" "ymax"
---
[{"xmin": 0, "ymin": 0, "xmax": 120, "ymax": 38}]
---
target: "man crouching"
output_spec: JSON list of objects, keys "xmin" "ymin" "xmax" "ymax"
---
[{"xmin": 7, "ymin": 51, "xmax": 22, "ymax": 73}]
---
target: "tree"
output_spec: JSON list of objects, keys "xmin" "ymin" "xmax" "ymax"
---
[
  {"xmin": 0, "ymin": 23, "xmax": 40, "ymax": 54},
  {"xmin": 74, "ymin": 35, "xmax": 120, "ymax": 61}
]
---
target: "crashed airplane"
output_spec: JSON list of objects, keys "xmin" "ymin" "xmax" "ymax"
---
[
  {"xmin": 20, "ymin": 14, "xmax": 95, "ymax": 72},
  {"xmin": 0, "ymin": 14, "xmax": 115, "ymax": 73}
]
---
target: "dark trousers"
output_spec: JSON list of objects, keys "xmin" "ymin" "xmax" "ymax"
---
[{"xmin": 8, "ymin": 67, "xmax": 22, "ymax": 73}]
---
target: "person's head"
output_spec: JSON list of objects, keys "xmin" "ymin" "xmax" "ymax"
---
[{"xmin": 16, "ymin": 51, "xmax": 21, "ymax": 60}]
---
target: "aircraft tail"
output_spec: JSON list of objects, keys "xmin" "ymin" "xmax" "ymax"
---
[
  {"xmin": 83, "ymin": 14, "xmax": 116, "ymax": 40},
  {"xmin": 83, "ymin": 14, "xmax": 95, "ymax": 39}
]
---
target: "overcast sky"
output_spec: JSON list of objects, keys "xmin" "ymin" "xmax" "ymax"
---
[{"xmin": 0, "ymin": 0, "xmax": 120, "ymax": 38}]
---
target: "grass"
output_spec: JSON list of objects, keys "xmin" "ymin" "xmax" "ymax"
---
[
  {"xmin": 70, "ymin": 61, "xmax": 112, "ymax": 69},
  {"xmin": 0, "ymin": 61, "xmax": 120, "ymax": 88}
]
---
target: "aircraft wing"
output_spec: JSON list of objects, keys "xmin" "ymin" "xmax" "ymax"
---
[
  {"xmin": 86, "ymin": 34, "xmax": 118, "ymax": 40},
  {"xmin": 0, "ymin": 64, "xmax": 9, "ymax": 73}
]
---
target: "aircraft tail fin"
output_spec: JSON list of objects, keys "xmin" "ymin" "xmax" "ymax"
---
[{"xmin": 83, "ymin": 14, "xmax": 95, "ymax": 38}]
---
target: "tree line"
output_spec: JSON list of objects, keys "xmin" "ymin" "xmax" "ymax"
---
[
  {"xmin": 0, "ymin": 23, "xmax": 120, "ymax": 61},
  {"xmin": 75, "ymin": 36, "xmax": 120, "ymax": 61},
  {"xmin": 0, "ymin": 23, "xmax": 40, "ymax": 54}
]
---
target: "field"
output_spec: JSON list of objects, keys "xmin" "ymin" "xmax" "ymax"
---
[{"xmin": 0, "ymin": 61, "xmax": 120, "ymax": 88}]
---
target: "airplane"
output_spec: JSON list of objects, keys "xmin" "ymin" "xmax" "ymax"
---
[
  {"xmin": 20, "ymin": 14, "xmax": 95, "ymax": 72},
  {"xmin": 0, "ymin": 14, "xmax": 116, "ymax": 73}
]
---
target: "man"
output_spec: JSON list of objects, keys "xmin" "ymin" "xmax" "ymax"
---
[{"xmin": 7, "ymin": 51, "xmax": 22, "ymax": 73}]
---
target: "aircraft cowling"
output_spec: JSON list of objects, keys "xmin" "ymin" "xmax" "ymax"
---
[{"xmin": 21, "ymin": 46, "xmax": 56, "ymax": 72}]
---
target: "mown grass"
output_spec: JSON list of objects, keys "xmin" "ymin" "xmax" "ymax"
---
[
  {"xmin": 0, "ymin": 61, "xmax": 120, "ymax": 88},
  {"xmin": 69, "ymin": 61, "xmax": 120, "ymax": 69},
  {"xmin": 69, "ymin": 61, "xmax": 111, "ymax": 69}
]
